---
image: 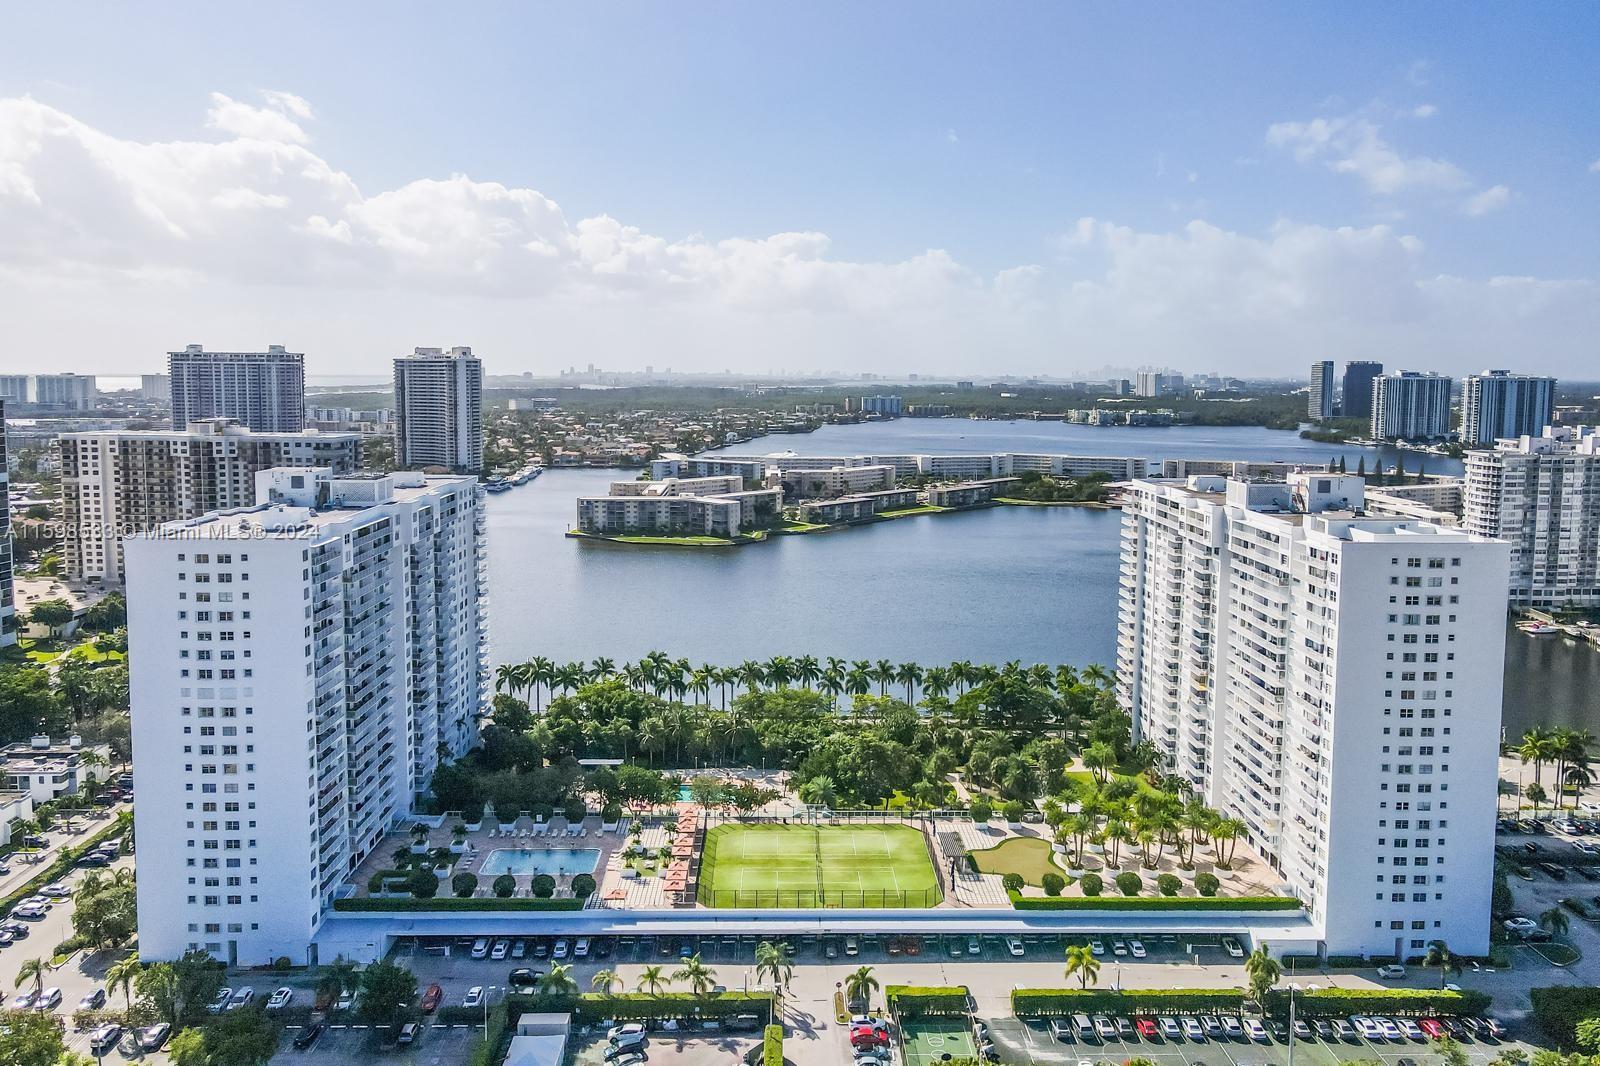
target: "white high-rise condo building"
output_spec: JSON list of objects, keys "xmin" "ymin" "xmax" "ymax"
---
[
  {"xmin": 125, "ymin": 467, "xmax": 488, "ymax": 966},
  {"xmin": 59, "ymin": 420, "xmax": 359, "ymax": 584},
  {"xmin": 1117, "ymin": 473, "xmax": 1508, "ymax": 956},
  {"xmin": 1309, "ymin": 361, "xmax": 1334, "ymax": 420},
  {"xmin": 1459, "ymin": 370, "xmax": 1556, "ymax": 448},
  {"xmin": 1465, "ymin": 426, "xmax": 1600, "ymax": 606},
  {"xmin": 168, "ymin": 345, "xmax": 306, "ymax": 432},
  {"xmin": 1371, "ymin": 371, "xmax": 1454, "ymax": 441},
  {"xmin": 394, "ymin": 347, "xmax": 484, "ymax": 473},
  {"xmin": 0, "ymin": 374, "xmax": 97, "ymax": 412}
]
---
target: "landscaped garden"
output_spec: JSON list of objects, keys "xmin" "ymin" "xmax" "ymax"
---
[
  {"xmin": 697, "ymin": 823, "xmax": 941, "ymax": 908},
  {"xmin": 969, "ymin": 836, "xmax": 1058, "ymax": 886}
]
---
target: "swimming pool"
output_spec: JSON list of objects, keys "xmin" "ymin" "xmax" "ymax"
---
[
  {"xmin": 678, "ymin": 783, "xmax": 694, "ymax": 801},
  {"xmin": 480, "ymin": 848, "xmax": 600, "ymax": 877}
]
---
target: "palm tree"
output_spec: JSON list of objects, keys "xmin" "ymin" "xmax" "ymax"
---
[
  {"xmin": 316, "ymin": 957, "xmax": 361, "ymax": 1007},
  {"xmin": 1519, "ymin": 727, "xmax": 1556, "ymax": 789},
  {"xmin": 674, "ymin": 953, "xmax": 718, "ymax": 997},
  {"xmin": 767, "ymin": 656, "xmax": 795, "ymax": 689},
  {"xmin": 637, "ymin": 965, "xmax": 670, "ymax": 996},
  {"xmin": 795, "ymin": 655, "xmax": 821, "ymax": 690},
  {"xmin": 1211, "ymin": 818, "xmax": 1246, "ymax": 868},
  {"xmin": 1526, "ymin": 782, "xmax": 1549, "ymax": 819},
  {"xmin": 872, "ymin": 660, "xmax": 896, "ymax": 697},
  {"xmin": 543, "ymin": 963, "xmax": 577, "ymax": 996},
  {"xmin": 591, "ymin": 969, "xmax": 620, "ymax": 993},
  {"xmin": 591, "ymin": 656, "xmax": 617, "ymax": 680},
  {"xmin": 106, "ymin": 954, "xmax": 142, "ymax": 1010},
  {"xmin": 1541, "ymin": 906, "xmax": 1571, "ymax": 940},
  {"xmin": 11, "ymin": 818, "xmax": 40, "ymax": 857},
  {"xmin": 1064, "ymin": 944, "xmax": 1100, "ymax": 989},
  {"xmin": 896, "ymin": 662, "xmax": 924, "ymax": 705},
  {"xmin": 754, "ymin": 941, "xmax": 793, "ymax": 993},
  {"xmin": 738, "ymin": 660, "xmax": 767, "ymax": 695},
  {"xmin": 844, "ymin": 965, "xmax": 880, "ymax": 1009},
  {"xmin": 1423, "ymin": 941, "xmax": 1463, "ymax": 989},
  {"xmin": 14, "ymin": 956, "xmax": 46, "ymax": 998},
  {"xmin": 1245, "ymin": 944, "xmax": 1281, "ymax": 1004}
]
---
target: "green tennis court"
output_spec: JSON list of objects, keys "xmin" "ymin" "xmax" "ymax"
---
[
  {"xmin": 697, "ymin": 823, "xmax": 941, "ymax": 908},
  {"xmin": 900, "ymin": 1018, "xmax": 976, "ymax": 1066}
]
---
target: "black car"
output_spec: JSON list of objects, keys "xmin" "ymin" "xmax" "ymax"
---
[
  {"xmin": 508, "ymin": 968, "xmax": 542, "ymax": 991},
  {"xmin": 1540, "ymin": 863, "xmax": 1568, "ymax": 880},
  {"xmin": 293, "ymin": 1020, "xmax": 326, "ymax": 1049}
]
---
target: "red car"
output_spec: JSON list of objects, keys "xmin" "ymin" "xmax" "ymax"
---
[
  {"xmin": 1419, "ymin": 1019, "xmax": 1445, "ymax": 1039},
  {"xmin": 1135, "ymin": 1017, "xmax": 1158, "ymax": 1039},
  {"xmin": 852, "ymin": 1028, "xmax": 890, "ymax": 1049},
  {"xmin": 419, "ymin": 984, "xmax": 443, "ymax": 1013}
]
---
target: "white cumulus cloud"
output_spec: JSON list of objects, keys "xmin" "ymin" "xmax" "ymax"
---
[
  {"xmin": 1463, "ymin": 184, "xmax": 1512, "ymax": 217},
  {"xmin": 205, "ymin": 91, "xmax": 312, "ymax": 144}
]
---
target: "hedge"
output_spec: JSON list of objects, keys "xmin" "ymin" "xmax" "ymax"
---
[
  {"xmin": 1263, "ymin": 988, "xmax": 1491, "ymax": 1019},
  {"xmin": 1013, "ymin": 989, "xmax": 1246, "ymax": 1017},
  {"xmin": 886, "ymin": 986, "xmax": 970, "ymax": 1018},
  {"xmin": 0, "ymin": 819, "xmax": 128, "ymax": 918},
  {"xmin": 763, "ymin": 1024, "xmax": 783, "ymax": 1066},
  {"xmin": 1530, "ymin": 986, "xmax": 1600, "ymax": 1048},
  {"xmin": 331, "ymin": 896, "xmax": 585, "ymax": 912},
  {"xmin": 1008, "ymin": 891, "xmax": 1302, "ymax": 911},
  {"xmin": 569, "ymin": 992, "xmax": 775, "ymax": 1021}
]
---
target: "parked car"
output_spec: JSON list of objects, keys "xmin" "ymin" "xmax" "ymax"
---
[
  {"xmin": 34, "ymin": 987, "xmax": 62, "ymax": 1011},
  {"xmin": 1313, "ymin": 1019, "xmax": 1335, "ymax": 1040},
  {"xmin": 553, "ymin": 938, "xmax": 570, "ymax": 960},
  {"xmin": 1221, "ymin": 936, "xmax": 1245, "ymax": 958},
  {"xmin": 1093, "ymin": 1016, "xmax": 1117, "ymax": 1040},
  {"xmin": 1159, "ymin": 1017, "xmax": 1182, "ymax": 1040},
  {"xmin": 1006, "ymin": 936, "xmax": 1024, "ymax": 957},
  {"xmin": 79, "ymin": 988, "xmax": 106, "ymax": 1010},
  {"xmin": 511, "ymin": 939, "xmax": 527, "ymax": 959},
  {"xmin": 1376, "ymin": 963, "xmax": 1407, "ymax": 978},
  {"xmin": 1419, "ymin": 1019, "xmax": 1446, "ymax": 1039},
  {"xmin": 470, "ymin": 938, "xmax": 490, "ymax": 959},
  {"xmin": 226, "ymin": 987, "xmax": 256, "ymax": 1011},
  {"xmin": 420, "ymin": 983, "xmax": 443, "ymax": 1012},
  {"xmin": 609, "ymin": 1023, "xmax": 647, "ymax": 1042},
  {"xmin": 575, "ymin": 937, "xmax": 592, "ymax": 958},
  {"xmin": 462, "ymin": 986, "xmax": 484, "ymax": 1009},
  {"xmin": 845, "ymin": 935, "xmax": 859, "ymax": 956},
  {"xmin": 1399, "ymin": 1019, "xmax": 1426, "ymax": 1041},
  {"xmin": 966, "ymin": 935, "xmax": 981, "ymax": 955},
  {"xmin": 1201, "ymin": 1016, "xmax": 1224, "ymax": 1039},
  {"xmin": 509, "ymin": 968, "xmax": 543, "ymax": 991},
  {"xmin": 1115, "ymin": 1016, "xmax": 1135, "ymax": 1039},
  {"xmin": 137, "ymin": 1023, "xmax": 172, "ymax": 1051},
  {"xmin": 1129, "ymin": 939, "xmax": 1147, "ymax": 958},
  {"xmin": 11, "ymin": 989, "xmax": 35, "ymax": 1010},
  {"xmin": 1134, "ymin": 1017, "xmax": 1158, "ymax": 1039},
  {"xmin": 490, "ymin": 938, "xmax": 511, "ymax": 960},
  {"xmin": 1222, "ymin": 1015, "xmax": 1244, "ymax": 1039},
  {"xmin": 293, "ymin": 1020, "xmax": 327, "ymax": 1050},
  {"xmin": 1244, "ymin": 1019, "xmax": 1269, "ymax": 1042},
  {"xmin": 1332, "ymin": 1018, "xmax": 1358, "ymax": 1041},
  {"xmin": 1089, "ymin": 939, "xmax": 1105, "ymax": 956},
  {"xmin": 1048, "ymin": 1018, "xmax": 1074, "ymax": 1041},
  {"xmin": 397, "ymin": 1021, "xmax": 421, "ymax": 1045},
  {"xmin": 207, "ymin": 987, "xmax": 234, "ymax": 1014},
  {"xmin": 90, "ymin": 1025, "xmax": 123, "ymax": 1054},
  {"xmin": 612, "ymin": 1031, "xmax": 649, "ymax": 1053},
  {"xmin": 1181, "ymin": 1017, "xmax": 1205, "ymax": 1041}
]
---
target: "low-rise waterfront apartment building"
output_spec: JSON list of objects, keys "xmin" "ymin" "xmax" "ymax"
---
[
  {"xmin": 706, "ymin": 451, "xmax": 1147, "ymax": 481},
  {"xmin": 1116, "ymin": 472, "xmax": 1508, "ymax": 957},
  {"xmin": 576, "ymin": 476, "xmax": 783, "ymax": 537},
  {"xmin": 59, "ymin": 420, "xmax": 360, "ymax": 583},
  {"xmin": 797, "ymin": 488, "xmax": 921, "ymax": 524},
  {"xmin": 125, "ymin": 467, "xmax": 488, "ymax": 966},
  {"xmin": 1464, "ymin": 425, "xmax": 1600, "ymax": 607},
  {"xmin": 926, "ymin": 478, "xmax": 1021, "ymax": 508}
]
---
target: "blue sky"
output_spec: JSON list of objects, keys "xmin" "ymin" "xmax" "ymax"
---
[{"xmin": 1, "ymin": 3, "xmax": 1595, "ymax": 377}]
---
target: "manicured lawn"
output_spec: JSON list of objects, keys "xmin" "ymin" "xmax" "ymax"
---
[
  {"xmin": 968, "ymin": 835, "xmax": 1060, "ymax": 886},
  {"xmin": 879, "ymin": 505, "xmax": 946, "ymax": 518},
  {"xmin": 698, "ymin": 823, "xmax": 941, "ymax": 908}
]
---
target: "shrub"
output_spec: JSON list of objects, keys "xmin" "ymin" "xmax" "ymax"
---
[
  {"xmin": 1156, "ymin": 873, "xmax": 1181, "ymax": 897},
  {"xmin": 531, "ymin": 874, "xmax": 556, "ymax": 898},
  {"xmin": 1001, "ymin": 800, "xmax": 1025, "ymax": 823},
  {"xmin": 564, "ymin": 801, "xmax": 587, "ymax": 824},
  {"xmin": 571, "ymin": 873, "xmax": 597, "ymax": 899},
  {"xmin": 1001, "ymin": 873, "xmax": 1025, "ymax": 893},
  {"xmin": 1041, "ymin": 872, "xmax": 1065, "ymax": 897},
  {"xmin": 408, "ymin": 869, "xmax": 438, "ymax": 899},
  {"xmin": 764, "ymin": 1024, "xmax": 783, "ymax": 1066},
  {"xmin": 1531, "ymin": 986, "xmax": 1600, "ymax": 1048},
  {"xmin": 601, "ymin": 803, "xmax": 623, "ymax": 824},
  {"xmin": 531, "ymin": 802, "xmax": 555, "ymax": 823},
  {"xmin": 969, "ymin": 801, "xmax": 993, "ymax": 823},
  {"xmin": 1078, "ymin": 873, "xmax": 1102, "ymax": 897},
  {"xmin": 452, "ymin": 872, "xmax": 479, "ymax": 898},
  {"xmin": 1275, "ymin": 987, "xmax": 1491, "ymax": 1020},
  {"xmin": 1013, "ymin": 988, "xmax": 1245, "ymax": 1017},
  {"xmin": 1115, "ymin": 871, "xmax": 1142, "ymax": 896},
  {"xmin": 569, "ymin": 992, "xmax": 773, "ymax": 1021},
  {"xmin": 1010, "ymin": 894, "xmax": 1302, "ymax": 911},
  {"xmin": 333, "ymin": 897, "xmax": 584, "ymax": 912},
  {"xmin": 493, "ymin": 874, "xmax": 517, "ymax": 898},
  {"xmin": 1195, "ymin": 872, "xmax": 1220, "ymax": 897},
  {"xmin": 885, "ymin": 986, "xmax": 971, "ymax": 1018}
]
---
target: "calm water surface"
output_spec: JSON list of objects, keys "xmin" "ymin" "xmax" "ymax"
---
[{"xmin": 486, "ymin": 421, "xmax": 1593, "ymax": 734}]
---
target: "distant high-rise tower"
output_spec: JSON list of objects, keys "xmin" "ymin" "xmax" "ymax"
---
[
  {"xmin": 168, "ymin": 345, "xmax": 305, "ymax": 431},
  {"xmin": 393, "ymin": 347, "xmax": 484, "ymax": 473},
  {"xmin": 0, "ymin": 402, "xmax": 13, "ymax": 648},
  {"xmin": 1371, "ymin": 371, "xmax": 1453, "ymax": 440},
  {"xmin": 1341, "ymin": 361, "xmax": 1383, "ymax": 420},
  {"xmin": 1308, "ymin": 361, "xmax": 1334, "ymax": 420},
  {"xmin": 1459, "ymin": 370, "xmax": 1556, "ymax": 447}
]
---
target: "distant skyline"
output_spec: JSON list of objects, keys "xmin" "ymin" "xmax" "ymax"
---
[{"xmin": 1, "ymin": 3, "xmax": 1596, "ymax": 378}]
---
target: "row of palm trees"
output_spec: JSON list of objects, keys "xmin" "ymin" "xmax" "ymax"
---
[
  {"xmin": 1044, "ymin": 787, "xmax": 1248, "ymax": 871},
  {"xmin": 497, "ymin": 652, "xmax": 1114, "ymax": 713},
  {"xmin": 1515, "ymin": 726, "xmax": 1595, "ymax": 810}
]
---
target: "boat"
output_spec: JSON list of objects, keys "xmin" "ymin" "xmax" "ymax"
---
[
  {"xmin": 485, "ymin": 479, "xmax": 512, "ymax": 493},
  {"xmin": 1518, "ymin": 622, "xmax": 1560, "ymax": 636}
]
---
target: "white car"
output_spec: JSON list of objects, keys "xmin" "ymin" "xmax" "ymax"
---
[
  {"xmin": 34, "ymin": 987, "xmax": 63, "ymax": 1011},
  {"xmin": 470, "ymin": 938, "xmax": 489, "ymax": 959},
  {"xmin": 1221, "ymin": 936, "xmax": 1245, "ymax": 958},
  {"xmin": 225, "ymin": 987, "xmax": 255, "ymax": 1011},
  {"xmin": 1129, "ymin": 939, "xmax": 1147, "ymax": 958},
  {"xmin": 553, "ymin": 938, "xmax": 570, "ymax": 960},
  {"xmin": 266, "ymin": 987, "xmax": 293, "ymax": 1011},
  {"xmin": 39, "ymin": 883, "xmax": 71, "ymax": 898},
  {"xmin": 1005, "ymin": 937, "xmax": 1024, "ymax": 957},
  {"xmin": 1089, "ymin": 939, "xmax": 1105, "ymax": 956},
  {"xmin": 1399, "ymin": 1019, "xmax": 1425, "ymax": 1040},
  {"xmin": 1577, "ymin": 842, "xmax": 1599, "ymax": 856},
  {"xmin": 490, "ymin": 938, "xmax": 510, "ymax": 960},
  {"xmin": 1245, "ymin": 1018, "xmax": 1268, "ymax": 1042},
  {"xmin": 1112, "ymin": 940, "xmax": 1128, "ymax": 956},
  {"xmin": 1378, "ymin": 1017, "xmax": 1403, "ymax": 1041},
  {"xmin": 1181, "ymin": 1017, "xmax": 1205, "ymax": 1042},
  {"xmin": 207, "ymin": 987, "xmax": 234, "ymax": 1014},
  {"xmin": 1352, "ymin": 1015, "xmax": 1384, "ymax": 1040},
  {"xmin": 1503, "ymin": 916, "xmax": 1538, "ymax": 934},
  {"xmin": 1376, "ymin": 963, "xmax": 1407, "ymax": 979},
  {"xmin": 575, "ymin": 937, "xmax": 591, "ymax": 958},
  {"xmin": 11, "ymin": 989, "xmax": 36, "ymax": 1010},
  {"xmin": 462, "ymin": 986, "xmax": 484, "ymax": 1009},
  {"xmin": 610, "ymin": 1023, "xmax": 647, "ymax": 1042}
]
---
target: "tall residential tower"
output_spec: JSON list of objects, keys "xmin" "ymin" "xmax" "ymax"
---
[
  {"xmin": 168, "ymin": 345, "xmax": 306, "ymax": 431},
  {"xmin": 393, "ymin": 347, "xmax": 484, "ymax": 473},
  {"xmin": 1371, "ymin": 371, "xmax": 1453, "ymax": 441},
  {"xmin": 1459, "ymin": 370, "xmax": 1556, "ymax": 448},
  {"xmin": 1309, "ymin": 361, "xmax": 1334, "ymax": 420}
]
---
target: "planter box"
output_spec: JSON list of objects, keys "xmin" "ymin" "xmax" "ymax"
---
[{"xmin": 1051, "ymin": 842, "xmax": 1068, "ymax": 854}]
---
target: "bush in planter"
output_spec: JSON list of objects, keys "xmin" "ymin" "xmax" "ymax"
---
[
  {"xmin": 601, "ymin": 802, "xmax": 623, "ymax": 824},
  {"xmin": 1041, "ymin": 872, "xmax": 1066, "ymax": 897},
  {"xmin": 493, "ymin": 874, "xmax": 517, "ymax": 898},
  {"xmin": 452, "ymin": 872, "xmax": 479, "ymax": 898},
  {"xmin": 1001, "ymin": 800, "xmax": 1025, "ymax": 823},
  {"xmin": 970, "ymin": 800, "xmax": 993, "ymax": 823},
  {"xmin": 1001, "ymin": 873, "xmax": 1025, "ymax": 894},
  {"xmin": 368, "ymin": 873, "xmax": 385, "ymax": 894},
  {"xmin": 531, "ymin": 802, "xmax": 555, "ymax": 823},
  {"xmin": 1078, "ymin": 873, "xmax": 1103, "ymax": 897},
  {"xmin": 1195, "ymin": 872, "xmax": 1220, "ymax": 897},
  {"xmin": 1157, "ymin": 873, "xmax": 1181, "ymax": 897},
  {"xmin": 571, "ymin": 873, "xmax": 597, "ymax": 899},
  {"xmin": 408, "ymin": 868, "xmax": 439, "ymax": 899},
  {"xmin": 532, "ymin": 874, "xmax": 557, "ymax": 899},
  {"xmin": 1115, "ymin": 871, "xmax": 1142, "ymax": 897},
  {"xmin": 564, "ymin": 801, "xmax": 588, "ymax": 824}
]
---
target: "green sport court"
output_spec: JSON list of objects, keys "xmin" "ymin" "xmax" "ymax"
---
[
  {"xmin": 900, "ymin": 1018, "xmax": 976, "ymax": 1066},
  {"xmin": 696, "ymin": 823, "xmax": 942, "ymax": 908}
]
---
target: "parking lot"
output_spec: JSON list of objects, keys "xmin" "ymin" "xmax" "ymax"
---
[
  {"xmin": 985, "ymin": 1016, "xmax": 1539, "ymax": 1066},
  {"xmin": 568, "ymin": 1025, "xmax": 761, "ymax": 1066},
  {"xmin": 278, "ymin": 1021, "xmax": 480, "ymax": 1065}
]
